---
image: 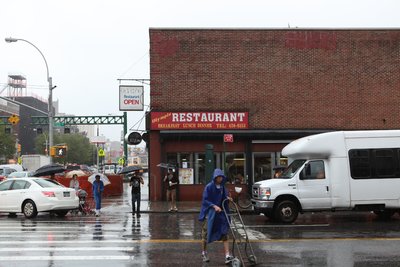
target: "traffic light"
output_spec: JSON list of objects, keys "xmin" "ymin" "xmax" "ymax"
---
[
  {"xmin": 64, "ymin": 128, "xmax": 70, "ymax": 134},
  {"xmin": 50, "ymin": 145, "xmax": 67, "ymax": 157}
]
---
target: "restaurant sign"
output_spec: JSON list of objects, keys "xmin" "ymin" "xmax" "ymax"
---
[{"xmin": 151, "ymin": 112, "xmax": 249, "ymax": 130}]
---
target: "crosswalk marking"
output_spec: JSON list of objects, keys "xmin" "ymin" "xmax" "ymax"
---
[
  {"xmin": 0, "ymin": 234, "xmax": 119, "ymax": 238},
  {"xmin": 0, "ymin": 247, "xmax": 135, "ymax": 252},
  {"xmin": 0, "ymin": 256, "xmax": 134, "ymax": 261},
  {"xmin": 0, "ymin": 239, "xmax": 199, "ymax": 244}
]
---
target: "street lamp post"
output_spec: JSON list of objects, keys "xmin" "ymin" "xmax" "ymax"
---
[{"xmin": 5, "ymin": 37, "xmax": 54, "ymax": 163}]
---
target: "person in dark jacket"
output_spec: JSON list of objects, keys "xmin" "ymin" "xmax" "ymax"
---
[
  {"xmin": 198, "ymin": 168, "xmax": 233, "ymax": 264},
  {"xmin": 163, "ymin": 168, "xmax": 179, "ymax": 211},
  {"xmin": 130, "ymin": 171, "xmax": 144, "ymax": 217}
]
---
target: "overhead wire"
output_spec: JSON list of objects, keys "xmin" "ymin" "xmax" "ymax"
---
[{"xmin": 118, "ymin": 51, "xmax": 149, "ymax": 79}]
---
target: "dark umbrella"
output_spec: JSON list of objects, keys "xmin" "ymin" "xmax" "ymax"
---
[
  {"xmin": 32, "ymin": 163, "xmax": 66, "ymax": 177},
  {"xmin": 118, "ymin": 165, "xmax": 142, "ymax": 175},
  {"xmin": 156, "ymin": 163, "xmax": 176, "ymax": 169}
]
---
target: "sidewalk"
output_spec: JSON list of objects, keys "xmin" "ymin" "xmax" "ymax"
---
[{"xmin": 101, "ymin": 182, "xmax": 254, "ymax": 214}]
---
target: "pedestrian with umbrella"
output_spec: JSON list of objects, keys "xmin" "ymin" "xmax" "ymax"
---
[
  {"xmin": 129, "ymin": 171, "xmax": 144, "ymax": 217},
  {"xmin": 33, "ymin": 163, "xmax": 65, "ymax": 177},
  {"xmin": 163, "ymin": 168, "xmax": 179, "ymax": 212},
  {"xmin": 92, "ymin": 174, "xmax": 104, "ymax": 217}
]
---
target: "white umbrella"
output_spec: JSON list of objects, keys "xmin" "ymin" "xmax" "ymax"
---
[
  {"xmin": 65, "ymin": 170, "xmax": 86, "ymax": 178},
  {"xmin": 88, "ymin": 173, "xmax": 111, "ymax": 186}
]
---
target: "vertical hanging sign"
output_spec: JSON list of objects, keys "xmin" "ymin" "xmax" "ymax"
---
[{"xmin": 119, "ymin": 85, "xmax": 144, "ymax": 111}]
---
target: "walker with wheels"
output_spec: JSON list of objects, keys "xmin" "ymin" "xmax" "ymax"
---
[{"xmin": 222, "ymin": 198, "xmax": 257, "ymax": 267}]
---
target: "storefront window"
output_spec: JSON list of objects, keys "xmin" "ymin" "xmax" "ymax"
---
[
  {"xmin": 253, "ymin": 152, "xmax": 272, "ymax": 183},
  {"xmin": 166, "ymin": 152, "xmax": 246, "ymax": 185},
  {"xmin": 195, "ymin": 153, "xmax": 206, "ymax": 184}
]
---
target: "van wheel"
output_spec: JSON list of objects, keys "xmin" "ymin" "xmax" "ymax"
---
[
  {"xmin": 23, "ymin": 200, "xmax": 38, "ymax": 219},
  {"xmin": 274, "ymin": 200, "xmax": 298, "ymax": 223}
]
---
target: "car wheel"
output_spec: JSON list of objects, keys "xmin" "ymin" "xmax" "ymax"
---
[
  {"xmin": 55, "ymin": 210, "xmax": 69, "ymax": 217},
  {"xmin": 274, "ymin": 200, "xmax": 298, "ymax": 223},
  {"xmin": 22, "ymin": 200, "xmax": 38, "ymax": 219}
]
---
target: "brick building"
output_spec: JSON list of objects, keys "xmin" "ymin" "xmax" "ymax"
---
[{"xmin": 147, "ymin": 29, "xmax": 400, "ymax": 201}]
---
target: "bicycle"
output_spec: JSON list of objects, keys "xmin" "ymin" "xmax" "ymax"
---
[{"xmin": 230, "ymin": 186, "xmax": 252, "ymax": 210}]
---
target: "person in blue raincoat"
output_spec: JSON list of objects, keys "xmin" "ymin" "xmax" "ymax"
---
[
  {"xmin": 199, "ymin": 168, "xmax": 234, "ymax": 264},
  {"xmin": 92, "ymin": 174, "xmax": 104, "ymax": 217}
]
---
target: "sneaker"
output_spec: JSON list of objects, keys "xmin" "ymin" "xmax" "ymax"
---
[
  {"xmin": 225, "ymin": 255, "xmax": 234, "ymax": 264},
  {"xmin": 168, "ymin": 208, "xmax": 173, "ymax": 212},
  {"xmin": 173, "ymin": 208, "xmax": 178, "ymax": 212},
  {"xmin": 202, "ymin": 253, "xmax": 210, "ymax": 262}
]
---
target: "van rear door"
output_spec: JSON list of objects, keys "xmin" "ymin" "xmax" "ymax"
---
[{"xmin": 298, "ymin": 160, "xmax": 332, "ymax": 209}]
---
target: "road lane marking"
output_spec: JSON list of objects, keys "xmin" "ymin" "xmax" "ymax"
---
[
  {"xmin": 246, "ymin": 224, "xmax": 330, "ymax": 228},
  {"xmin": 0, "ymin": 226, "xmax": 85, "ymax": 229},
  {"xmin": 0, "ymin": 247, "xmax": 135, "ymax": 252},
  {"xmin": 2, "ymin": 237, "xmax": 400, "ymax": 245},
  {"xmin": 0, "ymin": 234, "xmax": 119, "ymax": 238},
  {"xmin": 0, "ymin": 239, "xmax": 201, "ymax": 244},
  {"xmin": 0, "ymin": 256, "xmax": 134, "ymax": 261}
]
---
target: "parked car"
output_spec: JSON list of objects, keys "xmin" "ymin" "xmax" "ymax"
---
[
  {"xmin": 0, "ymin": 164, "xmax": 24, "ymax": 172},
  {"xmin": 7, "ymin": 171, "xmax": 35, "ymax": 178},
  {"xmin": 0, "ymin": 167, "xmax": 17, "ymax": 182},
  {"xmin": 0, "ymin": 178, "xmax": 79, "ymax": 218}
]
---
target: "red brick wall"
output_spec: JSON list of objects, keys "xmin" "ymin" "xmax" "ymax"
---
[{"xmin": 150, "ymin": 29, "xmax": 400, "ymax": 130}]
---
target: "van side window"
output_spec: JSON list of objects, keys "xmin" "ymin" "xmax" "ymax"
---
[
  {"xmin": 349, "ymin": 150, "xmax": 371, "ymax": 178},
  {"xmin": 301, "ymin": 161, "xmax": 325, "ymax": 180},
  {"xmin": 349, "ymin": 148, "xmax": 398, "ymax": 179}
]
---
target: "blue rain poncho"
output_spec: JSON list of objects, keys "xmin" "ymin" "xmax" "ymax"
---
[{"xmin": 199, "ymin": 168, "xmax": 230, "ymax": 243}]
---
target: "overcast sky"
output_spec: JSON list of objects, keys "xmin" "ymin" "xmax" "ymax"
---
[{"xmin": 2, "ymin": 0, "xmax": 400, "ymax": 142}]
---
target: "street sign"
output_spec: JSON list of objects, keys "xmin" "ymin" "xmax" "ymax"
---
[
  {"xmin": 125, "ymin": 132, "xmax": 142, "ymax": 145},
  {"xmin": 54, "ymin": 122, "xmax": 65, "ymax": 127},
  {"xmin": 98, "ymin": 148, "xmax": 105, "ymax": 157},
  {"xmin": 224, "ymin": 134, "xmax": 234, "ymax": 143},
  {"xmin": 8, "ymin": 114, "xmax": 20, "ymax": 125}
]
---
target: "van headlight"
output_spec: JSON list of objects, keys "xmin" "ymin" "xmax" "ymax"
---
[{"xmin": 260, "ymin": 187, "xmax": 271, "ymax": 200}]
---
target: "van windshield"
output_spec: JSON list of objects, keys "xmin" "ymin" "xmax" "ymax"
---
[{"xmin": 280, "ymin": 159, "xmax": 306, "ymax": 179}]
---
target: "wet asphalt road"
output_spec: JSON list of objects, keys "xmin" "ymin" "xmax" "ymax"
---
[{"xmin": 2, "ymin": 183, "xmax": 400, "ymax": 266}]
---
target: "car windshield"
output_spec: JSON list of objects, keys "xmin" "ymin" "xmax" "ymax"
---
[
  {"xmin": 9, "ymin": 172, "xmax": 29, "ymax": 178},
  {"xmin": 33, "ymin": 179, "xmax": 63, "ymax": 188},
  {"xmin": 280, "ymin": 159, "xmax": 306, "ymax": 179}
]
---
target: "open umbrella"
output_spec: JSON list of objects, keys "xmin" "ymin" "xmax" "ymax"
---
[
  {"xmin": 118, "ymin": 165, "xmax": 142, "ymax": 175},
  {"xmin": 65, "ymin": 170, "xmax": 86, "ymax": 178},
  {"xmin": 88, "ymin": 173, "xmax": 111, "ymax": 186},
  {"xmin": 156, "ymin": 163, "xmax": 176, "ymax": 170},
  {"xmin": 32, "ymin": 163, "xmax": 65, "ymax": 177}
]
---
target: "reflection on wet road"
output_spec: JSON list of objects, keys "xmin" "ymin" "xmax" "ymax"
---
[{"xmin": 2, "ymin": 181, "xmax": 400, "ymax": 266}]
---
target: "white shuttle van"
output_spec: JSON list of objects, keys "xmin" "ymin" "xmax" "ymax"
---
[{"xmin": 252, "ymin": 130, "xmax": 400, "ymax": 223}]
